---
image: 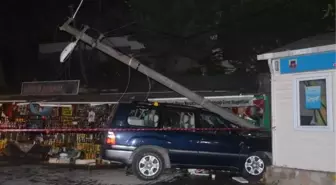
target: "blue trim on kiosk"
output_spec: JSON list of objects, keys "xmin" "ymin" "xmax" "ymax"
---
[{"xmin": 280, "ymin": 51, "xmax": 336, "ymax": 74}]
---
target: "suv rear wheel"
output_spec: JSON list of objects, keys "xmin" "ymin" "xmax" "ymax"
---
[{"xmin": 132, "ymin": 149, "xmax": 164, "ymax": 180}]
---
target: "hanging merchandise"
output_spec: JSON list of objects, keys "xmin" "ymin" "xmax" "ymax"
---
[
  {"xmin": 75, "ymin": 133, "xmax": 101, "ymax": 160},
  {"xmin": 0, "ymin": 102, "xmax": 114, "ymax": 163},
  {"xmin": 88, "ymin": 109, "xmax": 95, "ymax": 123},
  {"xmin": 29, "ymin": 103, "xmax": 53, "ymax": 116},
  {"xmin": 45, "ymin": 132, "xmax": 102, "ymax": 164},
  {"xmin": 45, "ymin": 107, "xmax": 60, "ymax": 129},
  {"xmin": 0, "ymin": 138, "xmax": 7, "ymax": 156},
  {"xmin": 3, "ymin": 103, "xmax": 14, "ymax": 118},
  {"xmin": 75, "ymin": 104, "xmax": 90, "ymax": 128},
  {"xmin": 27, "ymin": 115, "xmax": 43, "ymax": 129},
  {"xmin": 17, "ymin": 104, "xmax": 29, "ymax": 116},
  {"xmin": 61, "ymin": 107, "xmax": 73, "ymax": 128},
  {"xmin": 0, "ymin": 112, "xmax": 10, "ymax": 128}
]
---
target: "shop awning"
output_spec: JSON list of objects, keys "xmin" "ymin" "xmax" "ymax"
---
[
  {"xmin": 0, "ymin": 91, "xmax": 260, "ymax": 104},
  {"xmin": 257, "ymin": 32, "xmax": 335, "ymax": 60}
]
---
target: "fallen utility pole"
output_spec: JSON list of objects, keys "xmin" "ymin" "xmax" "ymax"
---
[{"xmin": 59, "ymin": 18, "xmax": 257, "ymax": 129}]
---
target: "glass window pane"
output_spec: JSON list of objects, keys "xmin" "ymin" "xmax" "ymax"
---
[
  {"xmin": 199, "ymin": 113, "xmax": 239, "ymax": 128},
  {"xmin": 299, "ymin": 79, "xmax": 327, "ymax": 126},
  {"xmin": 127, "ymin": 107, "xmax": 159, "ymax": 127},
  {"xmin": 162, "ymin": 110, "xmax": 195, "ymax": 129}
]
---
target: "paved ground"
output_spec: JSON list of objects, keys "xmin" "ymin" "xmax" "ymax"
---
[{"xmin": 0, "ymin": 164, "xmax": 262, "ymax": 185}]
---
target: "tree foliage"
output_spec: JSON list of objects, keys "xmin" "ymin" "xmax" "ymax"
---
[
  {"xmin": 127, "ymin": 0, "xmax": 222, "ymax": 37},
  {"xmin": 125, "ymin": 0, "xmax": 335, "ymax": 75}
]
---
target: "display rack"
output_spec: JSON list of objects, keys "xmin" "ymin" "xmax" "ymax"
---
[{"xmin": 0, "ymin": 102, "xmax": 114, "ymax": 164}]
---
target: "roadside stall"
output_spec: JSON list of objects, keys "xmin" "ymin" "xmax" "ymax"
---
[
  {"xmin": 0, "ymin": 80, "xmax": 111, "ymax": 164},
  {"xmin": 0, "ymin": 80, "xmax": 271, "ymax": 165}
]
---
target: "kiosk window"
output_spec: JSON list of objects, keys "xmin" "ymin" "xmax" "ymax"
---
[{"xmin": 294, "ymin": 74, "xmax": 333, "ymax": 131}]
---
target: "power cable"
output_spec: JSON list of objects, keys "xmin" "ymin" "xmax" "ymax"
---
[
  {"xmin": 72, "ymin": 0, "xmax": 84, "ymax": 19},
  {"xmin": 101, "ymin": 36, "xmax": 152, "ymax": 102},
  {"xmin": 86, "ymin": 27, "xmax": 132, "ymax": 103},
  {"xmin": 66, "ymin": 54, "xmax": 72, "ymax": 80},
  {"xmin": 53, "ymin": 11, "xmax": 81, "ymax": 80},
  {"xmin": 144, "ymin": 75, "xmax": 151, "ymax": 101},
  {"xmin": 115, "ymin": 57, "xmax": 132, "ymax": 103},
  {"xmin": 98, "ymin": 22, "xmax": 153, "ymax": 101},
  {"xmin": 102, "ymin": 21, "xmax": 136, "ymax": 37},
  {"xmin": 51, "ymin": 24, "xmax": 71, "ymax": 80},
  {"xmin": 88, "ymin": 27, "xmax": 152, "ymax": 103}
]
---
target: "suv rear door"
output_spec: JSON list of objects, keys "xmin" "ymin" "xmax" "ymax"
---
[
  {"xmin": 160, "ymin": 106, "xmax": 202, "ymax": 166},
  {"xmin": 195, "ymin": 111, "xmax": 243, "ymax": 168}
]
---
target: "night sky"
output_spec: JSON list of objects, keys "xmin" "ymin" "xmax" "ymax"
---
[
  {"xmin": 1, "ymin": 0, "xmax": 129, "ymax": 92},
  {"xmin": 1, "ymin": 0, "xmax": 39, "ymax": 89},
  {"xmin": 1, "ymin": 1, "xmax": 71, "ymax": 90},
  {"xmin": 0, "ymin": 0, "xmax": 334, "ymax": 94}
]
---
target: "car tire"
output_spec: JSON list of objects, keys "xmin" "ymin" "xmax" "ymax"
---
[
  {"xmin": 242, "ymin": 152, "xmax": 269, "ymax": 182},
  {"xmin": 132, "ymin": 149, "xmax": 164, "ymax": 181}
]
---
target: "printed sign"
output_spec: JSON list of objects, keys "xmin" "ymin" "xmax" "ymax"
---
[
  {"xmin": 88, "ymin": 110, "xmax": 95, "ymax": 123},
  {"xmin": 149, "ymin": 97, "xmax": 254, "ymax": 108},
  {"xmin": 21, "ymin": 80, "xmax": 80, "ymax": 96},
  {"xmin": 280, "ymin": 51, "xmax": 336, "ymax": 74},
  {"xmin": 305, "ymin": 86, "xmax": 321, "ymax": 109},
  {"xmin": 62, "ymin": 107, "xmax": 73, "ymax": 116}
]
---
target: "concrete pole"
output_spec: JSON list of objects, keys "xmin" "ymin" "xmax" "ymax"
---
[{"xmin": 60, "ymin": 18, "xmax": 257, "ymax": 128}]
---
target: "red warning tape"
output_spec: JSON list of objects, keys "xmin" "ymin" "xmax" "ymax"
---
[{"xmin": 0, "ymin": 128, "xmax": 263, "ymax": 132}]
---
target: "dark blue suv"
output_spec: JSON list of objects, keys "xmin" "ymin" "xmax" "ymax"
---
[{"xmin": 102, "ymin": 102, "xmax": 272, "ymax": 181}]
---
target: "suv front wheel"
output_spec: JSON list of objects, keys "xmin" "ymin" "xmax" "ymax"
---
[
  {"xmin": 132, "ymin": 149, "xmax": 164, "ymax": 181},
  {"xmin": 242, "ymin": 152, "xmax": 269, "ymax": 182}
]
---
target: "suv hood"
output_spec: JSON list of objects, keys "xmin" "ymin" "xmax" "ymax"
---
[
  {"xmin": 239, "ymin": 130, "xmax": 271, "ymax": 138},
  {"xmin": 237, "ymin": 129, "xmax": 272, "ymax": 152}
]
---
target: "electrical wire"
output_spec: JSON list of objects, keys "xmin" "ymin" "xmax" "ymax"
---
[
  {"xmin": 87, "ymin": 27, "xmax": 133, "ymax": 101},
  {"xmin": 87, "ymin": 21, "xmax": 154, "ymax": 101},
  {"xmin": 104, "ymin": 36, "xmax": 151, "ymax": 102},
  {"xmin": 88, "ymin": 27, "xmax": 151, "ymax": 102},
  {"xmin": 66, "ymin": 54, "xmax": 72, "ymax": 80},
  {"xmin": 50, "ymin": 24, "xmax": 73, "ymax": 80},
  {"xmin": 102, "ymin": 35, "xmax": 151, "ymax": 102},
  {"xmin": 52, "ymin": 25, "xmax": 66, "ymax": 79},
  {"xmin": 144, "ymin": 72, "xmax": 151, "ymax": 101},
  {"xmin": 102, "ymin": 21, "xmax": 136, "ymax": 37},
  {"xmin": 116, "ymin": 57, "xmax": 133, "ymax": 103},
  {"xmin": 101, "ymin": 32, "xmax": 151, "ymax": 102},
  {"xmin": 72, "ymin": 0, "xmax": 84, "ymax": 19}
]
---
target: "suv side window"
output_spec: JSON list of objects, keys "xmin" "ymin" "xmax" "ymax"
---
[
  {"xmin": 127, "ymin": 106, "xmax": 159, "ymax": 127},
  {"xmin": 162, "ymin": 109, "xmax": 195, "ymax": 129},
  {"xmin": 199, "ymin": 112, "xmax": 238, "ymax": 129}
]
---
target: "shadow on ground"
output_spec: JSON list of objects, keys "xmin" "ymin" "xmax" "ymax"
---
[
  {"xmin": 0, "ymin": 160, "xmax": 265, "ymax": 185},
  {"xmin": 153, "ymin": 174, "xmax": 265, "ymax": 185}
]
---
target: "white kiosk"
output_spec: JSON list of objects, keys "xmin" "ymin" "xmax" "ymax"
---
[{"xmin": 257, "ymin": 32, "xmax": 336, "ymax": 185}]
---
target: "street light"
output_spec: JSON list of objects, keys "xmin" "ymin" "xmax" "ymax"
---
[
  {"xmin": 60, "ymin": 0, "xmax": 84, "ymax": 63},
  {"xmin": 60, "ymin": 40, "xmax": 78, "ymax": 63}
]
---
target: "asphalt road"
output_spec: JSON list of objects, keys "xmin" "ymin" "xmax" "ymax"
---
[{"xmin": 0, "ymin": 164, "xmax": 261, "ymax": 185}]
